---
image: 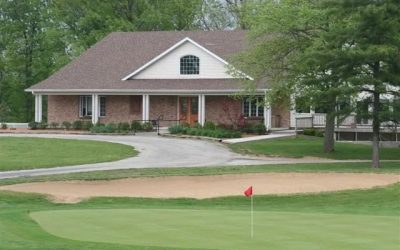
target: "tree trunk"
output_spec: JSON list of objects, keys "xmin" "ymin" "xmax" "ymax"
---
[
  {"xmin": 324, "ymin": 112, "xmax": 335, "ymax": 153},
  {"xmin": 372, "ymin": 91, "xmax": 380, "ymax": 168}
]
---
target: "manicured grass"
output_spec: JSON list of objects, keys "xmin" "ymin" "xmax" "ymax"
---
[
  {"xmin": 31, "ymin": 208, "xmax": 398, "ymax": 250},
  {"xmin": 229, "ymin": 136, "xmax": 400, "ymax": 160},
  {"xmin": 0, "ymin": 162, "xmax": 398, "ymax": 186},
  {"xmin": 0, "ymin": 137, "xmax": 138, "ymax": 171},
  {"xmin": 0, "ymin": 183, "xmax": 399, "ymax": 249}
]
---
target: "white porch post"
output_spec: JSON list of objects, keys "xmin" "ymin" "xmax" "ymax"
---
[
  {"xmin": 34, "ymin": 94, "xmax": 42, "ymax": 123},
  {"xmin": 91, "ymin": 94, "xmax": 99, "ymax": 124},
  {"xmin": 142, "ymin": 94, "xmax": 150, "ymax": 122},
  {"xmin": 290, "ymin": 94, "xmax": 296, "ymax": 128},
  {"xmin": 263, "ymin": 93, "xmax": 271, "ymax": 131},
  {"xmin": 198, "ymin": 94, "xmax": 206, "ymax": 126}
]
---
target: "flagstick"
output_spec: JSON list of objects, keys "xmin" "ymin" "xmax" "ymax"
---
[{"xmin": 251, "ymin": 194, "xmax": 254, "ymax": 239}]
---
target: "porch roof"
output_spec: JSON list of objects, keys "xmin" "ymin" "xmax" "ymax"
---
[{"xmin": 28, "ymin": 79, "xmax": 267, "ymax": 94}]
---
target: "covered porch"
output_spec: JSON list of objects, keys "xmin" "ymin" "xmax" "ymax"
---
[{"xmin": 33, "ymin": 93, "xmax": 273, "ymax": 130}]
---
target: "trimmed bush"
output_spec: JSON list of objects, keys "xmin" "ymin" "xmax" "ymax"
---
[
  {"xmin": 72, "ymin": 120, "xmax": 83, "ymax": 130},
  {"xmin": 168, "ymin": 125, "xmax": 185, "ymax": 134},
  {"xmin": 1, "ymin": 123, "xmax": 7, "ymax": 129},
  {"xmin": 203, "ymin": 121, "xmax": 216, "ymax": 130},
  {"xmin": 28, "ymin": 121, "xmax": 39, "ymax": 130},
  {"xmin": 131, "ymin": 121, "xmax": 142, "ymax": 131},
  {"xmin": 142, "ymin": 122, "xmax": 153, "ymax": 132},
  {"xmin": 82, "ymin": 121, "xmax": 93, "ymax": 131},
  {"xmin": 253, "ymin": 124, "xmax": 267, "ymax": 135},
  {"xmin": 38, "ymin": 122, "xmax": 47, "ymax": 129},
  {"xmin": 49, "ymin": 122, "xmax": 59, "ymax": 129},
  {"xmin": 303, "ymin": 128, "xmax": 324, "ymax": 137},
  {"xmin": 62, "ymin": 121, "xmax": 72, "ymax": 130},
  {"xmin": 118, "ymin": 122, "xmax": 130, "ymax": 131},
  {"xmin": 168, "ymin": 125, "xmax": 241, "ymax": 138}
]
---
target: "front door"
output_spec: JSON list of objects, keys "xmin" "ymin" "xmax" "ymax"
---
[{"xmin": 179, "ymin": 97, "xmax": 198, "ymax": 125}]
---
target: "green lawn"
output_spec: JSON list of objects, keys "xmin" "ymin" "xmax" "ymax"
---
[
  {"xmin": 0, "ymin": 183, "xmax": 399, "ymax": 249},
  {"xmin": 0, "ymin": 162, "xmax": 399, "ymax": 186},
  {"xmin": 31, "ymin": 209, "xmax": 398, "ymax": 250},
  {"xmin": 229, "ymin": 136, "xmax": 400, "ymax": 160},
  {"xmin": 0, "ymin": 137, "xmax": 138, "ymax": 171}
]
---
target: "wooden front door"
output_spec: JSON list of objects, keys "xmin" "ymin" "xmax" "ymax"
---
[{"xmin": 179, "ymin": 97, "xmax": 198, "ymax": 125}]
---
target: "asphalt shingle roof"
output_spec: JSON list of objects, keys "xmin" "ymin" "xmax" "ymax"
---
[{"xmin": 28, "ymin": 30, "xmax": 266, "ymax": 92}]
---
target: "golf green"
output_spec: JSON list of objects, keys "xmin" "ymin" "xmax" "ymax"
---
[{"xmin": 31, "ymin": 208, "xmax": 399, "ymax": 250}]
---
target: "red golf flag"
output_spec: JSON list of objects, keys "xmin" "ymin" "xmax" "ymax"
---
[{"xmin": 244, "ymin": 186, "xmax": 253, "ymax": 197}]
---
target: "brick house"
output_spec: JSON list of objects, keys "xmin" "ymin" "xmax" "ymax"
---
[{"xmin": 27, "ymin": 30, "xmax": 290, "ymax": 129}]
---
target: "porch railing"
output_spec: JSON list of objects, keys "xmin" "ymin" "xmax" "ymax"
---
[{"xmin": 294, "ymin": 113, "xmax": 374, "ymax": 129}]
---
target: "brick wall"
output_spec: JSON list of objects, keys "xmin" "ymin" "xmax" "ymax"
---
[
  {"xmin": 99, "ymin": 95, "xmax": 141, "ymax": 124},
  {"xmin": 149, "ymin": 95, "xmax": 178, "ymax": 127},
  {"xmin": 271, "ymin": 104, "xmax": 291, "ymax": 128},
  {"xmin": 47, "ymin": 95, "xmax": 80, "ymax": 123},
  {"xmin": 205, "ymin": 96, "xmax": 242, "ymax": 125}
]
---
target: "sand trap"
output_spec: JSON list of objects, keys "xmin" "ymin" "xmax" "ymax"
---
[{"xmin": 1, "ymin": 173, "xmax": 398, "ymax": 203}]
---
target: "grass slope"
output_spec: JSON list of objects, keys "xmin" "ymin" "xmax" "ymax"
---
[
  {"xmin": 0, "ymin": 137, "xmax": 137, "ymax": 171},
  {"xmin": 229, "ymin": 136, "xmax": 400, "ymax": 160},
  {"xmin": 0, "ymin": 183, "xmax": 399, "ymax": 249},
  {"xmin": 0, "ymin": 162, "xmax": 398, "ymax": 186}
]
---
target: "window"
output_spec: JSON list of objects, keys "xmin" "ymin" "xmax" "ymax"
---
[
  {"xmin": 99, "ymin": 96, "xmax": 106, "ymax": 117},
  {"xmin": 79, "ymin": 96, "xmax": 92, "ymax": 117},
  {"xmin": 180, "ymin": 55, "xmax": 199, "ymax": 75},
  {"xmin": 79, "ymin": 95, "xmax": 106, "ymax": 117},
  {"xmin": 243, "ymin": 97, "xmax": 264, "ymax": 117}
]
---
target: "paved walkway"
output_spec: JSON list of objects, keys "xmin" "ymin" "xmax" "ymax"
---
[
  {"xmin": 222, "ymin": 133, "xmax": 295, "ymax": 144},
  {"xmin": 0, "ymin": 133, "xmax": 376, "ymax": 179}
]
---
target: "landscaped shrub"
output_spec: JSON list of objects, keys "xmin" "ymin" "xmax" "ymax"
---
[
  {"xmin": 118, "ymin": 122, "xmax": 130, "ymax": 131},
  {"xmin": 303, "ymin": 128, "xmax": 324, "ymax": 137},
  {"xmin": 1, "ymin": 123, "xmax": 7, "ymax": 129},
  {"xmin": 142, "ymin": 122, "xmax": 153, "ymax": 132},
  {"xmin": 38, "ymin": 122, "xmax": 47, "ymax": 129},
  {"xmin": 315, "ymin": 130, "xmax": 324, "ymax": 137},
  {"xmin": 28, "ymin": 121, "xmax": 38, "ymax": 130},
  {"xmin": 72, "ymin": 120, "xmax": 83, "ymax": 130},
  {"xmin": 168, "ymin": 125, "xmax": 241, "ymax": 138},
  {"xmin": 91, "ymin": 123, "xmax": 117, "ymax": 133},
  {"xmin": 49, "ymin": 122, "xmax": 59, "ymax": 129},
  {"xmin": 203, "ymin": 121, "xmax": 216, "ymax": 130},
  {"xmin": 303, "ymin": 128, "xmax": 316, "ymax": 136},
  {"xmin": 82, "ymin": 121, "xmax": 93, "ymax": 131},
  {"xmin": 168, "ymin": 125, "xmax": 185, "ymax": 134},
  {"xmin": 131, "ymin": 121, "xmax": 142, "ymax": 131},
  {"xmin": 62, "ymin": 121, "xmax": 72, "ymax": 130},
  {"xmin": 252, "ymin": 124, "xmax": 267, "ymax": 135}
]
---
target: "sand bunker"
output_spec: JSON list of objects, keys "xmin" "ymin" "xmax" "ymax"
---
[{"xmin": 1, "ymin": 173, "xmax": 398, "ymax": 203}]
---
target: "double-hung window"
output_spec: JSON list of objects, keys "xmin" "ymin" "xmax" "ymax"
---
[
  {"xmin": 79, "ymin": 95, "xmax": 106, "ymax": 117},
  {"xmin": 243, "ymin": 97, "xmax": 264, "ymax": 117},
  {"xmin": 79, "ymin": 96, "xmax": 92, "ymax": 117}
]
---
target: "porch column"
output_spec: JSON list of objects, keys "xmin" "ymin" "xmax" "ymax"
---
[
  {"xmin": 264, "ymin": 106, "xmax": 272, "ymax": 131},
  {"xmin": 91, "ymin": 94, "xmax": 99, "ymax": 124},
  {"xmin": 34, "ymin": 94, "xmax": 42, "ymax": 123},
  {"xmin": 142, "ymin": 94, "xmax": 150, "ymax": 122},
  {"xmin": 198, "ymin": 94, "xmax": 205, "ymax": 126},
  {"xmin": 290, "ymin": 94, "xmax": 296, "ymax": 128},
  {"xmin": 263, "ymin": 93, "xmax": 271, "ymax": 131}
]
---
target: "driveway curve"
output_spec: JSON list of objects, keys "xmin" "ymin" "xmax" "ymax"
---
[{"xmin": 0, "ymin": 133, "xmax": 374, "ymax": 179}]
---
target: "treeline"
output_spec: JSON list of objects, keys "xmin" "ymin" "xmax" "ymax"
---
[{"xmin": 0, "ymin": 0, "xmax": 246, "ymax": 122}]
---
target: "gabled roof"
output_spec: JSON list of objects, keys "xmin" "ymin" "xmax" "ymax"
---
[{"xmin": 27, "ymin": 30, "xmax": 266, "ymax": 92}]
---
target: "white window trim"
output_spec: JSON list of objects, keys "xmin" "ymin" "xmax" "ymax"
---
[
  {"xmin": 79, "ymin": 95, "xmax": 92, "ymax": 117},
  {"xmin": 242, "ymin": 97, "xmax": 264, "ymax": 118}
]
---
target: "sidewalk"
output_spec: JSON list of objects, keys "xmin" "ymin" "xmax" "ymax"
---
[{"xmin": 222, "ymin": 131, "xmax": 295, "ymax": 144}]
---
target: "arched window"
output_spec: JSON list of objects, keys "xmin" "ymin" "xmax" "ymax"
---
[{"xmin": 180, "ymin": 55, "xmax": 199, "ymax": 75}]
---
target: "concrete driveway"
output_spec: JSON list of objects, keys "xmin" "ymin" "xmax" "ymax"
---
[{"xmin": 0, "ymin": 133, "xmax": 374, "ymax": 179}]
